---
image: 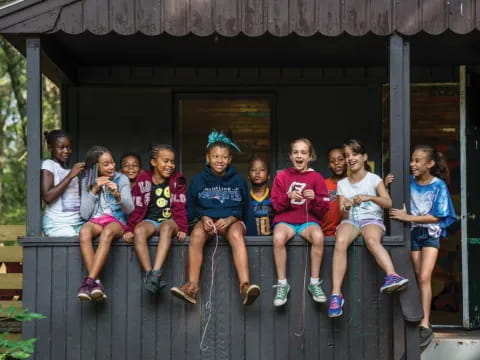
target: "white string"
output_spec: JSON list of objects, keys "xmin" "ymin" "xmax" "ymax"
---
[
  {"xmin": 200, "ymin": 224, "xmax": 219, "ymax": 352},
  {"xmin": 294, "ymin": 200, "xmax": 310, "ymax": 340}
]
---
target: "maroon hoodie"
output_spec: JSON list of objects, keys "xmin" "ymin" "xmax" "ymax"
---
[
  {"xmin": 125, "ymin": 170, "xmax": 188, "ymax": 233},
  {"xmin": 271, "ymin": 167, "xmax": 329, "ymax": 226}
]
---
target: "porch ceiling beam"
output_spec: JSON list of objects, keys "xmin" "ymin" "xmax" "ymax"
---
[
  {"xmin": 26, "ymin": 36, "xmax": 42, "ymax": 236},
  {"xmin": 5, "ymin": 34, "xmax": 76, "ymax": 85}
]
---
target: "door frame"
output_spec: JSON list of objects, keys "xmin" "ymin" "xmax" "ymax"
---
[{"xmin": 460, "ymin": 65, "xmax": 477, "ymax": 329}]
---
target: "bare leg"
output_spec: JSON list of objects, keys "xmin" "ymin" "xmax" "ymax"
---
[
  {"xmin": 300, "ymin": 225, "xmax": 324, "ymax": 278},
  {"xmin": 153, "ymin": 220, "xmax": 178, "ymax": 270},
  {"xmin": 88, "ymin": 222, "xmax": 124, "ymax": 279},
  {"xmin": 79, "ymin": 222, "xmax": 103, "ymax": 273},
  {"xmin": 331, "ymin": 223, "xmax": 358, "ymax": 295},
  {"xmin": 272, "ymin": 224, "xmax": 295, "ymax": 280},
  {"xmin": 225, "ymin": 222, "xmax": 250, "ymax": 285},
  {"xmin": 362, "ymin": 225, "xmax": 395, "ymax": 275},
  {"xmin": 417, "ymin": 247, "xmax": 438, "ymax": 328},
  {"xmin": 188, "ymin": 222, "xmax": 212, "ymax": 285},
  {"xmin": 133, "ymin": 221, "xmax": 157, "ymax": 272}
]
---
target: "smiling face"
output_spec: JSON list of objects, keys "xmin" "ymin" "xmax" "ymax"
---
[
  {"xmin": 50, "ymin": 136, "xmax": 72, "ymax": 165},
  {"xmin": 150, "ymin": 149, "xmax": 175, "ymax": 181},
  {"xmin": 121, "ymin": 155, "xmax": 141, "ymax": 182},
  {"xmin": 249, "ymin": 159, "xmax": 269, "ymax": 186},
  {"xmin": 328, "ymin": 149, "xmax": 347, "ymax": 177},
  {"xmin": 97, "ymin": 152, "xmax": 116, "ymax": 178},
  {"xmin": 207, "ymin": 145, "xmax": 231, "ymax": 176},
  {"xmin": 410, "ymin": 149, "xmax": 434, "ymax": 178},
  {"xmin": 289, "ymin": 140, "xmax": 312, "ymax": 172},
  {"xmin": 344, "ymin": 145, "xmax": 367, "ymax": 173}
]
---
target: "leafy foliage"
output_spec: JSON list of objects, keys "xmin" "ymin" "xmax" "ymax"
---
[
  {"xmin": 0, "ymin": 305, "xmax": 45, "ymax": 359},
  {"xmin": 0, "ymin": 36, "xmax": 61, "ymax": 224}
]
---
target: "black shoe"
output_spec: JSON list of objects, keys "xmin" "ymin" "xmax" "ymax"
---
[
  {"xmin": 419, "ymin": 325, "xmax": 434, "ymax": 348},
  {"xmin": 151, "ymin": 269, "xmax": 167, "ymax": 290}
]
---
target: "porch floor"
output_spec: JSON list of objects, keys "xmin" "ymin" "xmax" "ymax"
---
[{"xmin": 422, "ymin": 329, "xmax": 480, "ymax": 360}]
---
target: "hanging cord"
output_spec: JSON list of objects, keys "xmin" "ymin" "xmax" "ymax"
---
[
  {"xmin": 294, "ymin": 200, "xmax": 310, "ymax": 343},
  {"xmin": 180, "ymin": 237, "xmax": 186, "ymax": 283},
  {"xmin": 200, "ymin": 225, "xmax": 220, "ymax": 352},
  {"xmin": 348, "ymin": 204, "xmax": 360, "ymax": 327}
]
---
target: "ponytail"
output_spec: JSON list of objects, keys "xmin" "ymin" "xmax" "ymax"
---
[{"xmin": 413, "ymin": 144, "xmax": 449, "ymax": 181}]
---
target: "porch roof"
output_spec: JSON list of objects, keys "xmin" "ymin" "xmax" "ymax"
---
[{"xmin": 0, "ymin": 0, "xmax": 479, "ymax": 37}]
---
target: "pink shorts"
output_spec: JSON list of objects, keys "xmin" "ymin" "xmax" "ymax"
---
[{"xmin": 90, "ymin": 215, "xmax": 127, "ymax": 232}]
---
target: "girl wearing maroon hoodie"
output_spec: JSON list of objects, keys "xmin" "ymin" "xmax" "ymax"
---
[
  {"xmin": 271, "ymin": 138, "xmax": 329, "ymax": 307},
  {"xmin": 124, "ymin": 144, "xmax": 188, "ymax": 294}
]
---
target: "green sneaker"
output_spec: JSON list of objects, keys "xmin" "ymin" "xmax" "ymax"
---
[
  {"xmin": 273, "ymin": 282, "xmax": 290, "ymax": 307},
  {"xmin": 308, "ymin": 281, "xmax": 327, "ymax": 303}
]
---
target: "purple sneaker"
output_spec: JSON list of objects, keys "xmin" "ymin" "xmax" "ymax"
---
[
  {"xmin": 77, "ymin": 277, "xmax": 94, "ymax": 301},
  {"xmin": 381, "ymin": 274, "xmax": 408, "ymax": 293},
  {"xmin": 328, "ymin": 294, "xmax": 344, "ymax": 318},
  {"xmin": 90, "ymin": 279, "xmax": 106, "ymax": 301}
]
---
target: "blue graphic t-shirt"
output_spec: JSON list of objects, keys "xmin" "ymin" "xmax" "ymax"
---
[{"xmin": 410, "ymin": 175, "xmax": 456, "ymax": 238}]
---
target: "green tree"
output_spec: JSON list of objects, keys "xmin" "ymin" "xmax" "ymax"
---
[{"xmin": 0, "ymin": 36, "xmax": 60, "ymax": 224}]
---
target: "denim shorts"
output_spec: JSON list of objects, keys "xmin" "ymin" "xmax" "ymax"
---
[
  {"xmin": 411, "ymin": 227, "xmax": 440, "ymax": 251},
  {"xmin": 143, "ymin": 218, "xmax": 168, "ymax": 232},
  {"xmin": 275, "ymin": 222, "xmax": 320, "ymax": 236}
]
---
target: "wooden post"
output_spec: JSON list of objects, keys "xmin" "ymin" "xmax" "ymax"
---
[
  {"xmin": 389, "ymin": 34, "xmax": 422, "ymax": 360},
  {"xmin": 26, "ymin": 37, "xmax": 42, "ymax": 236}
]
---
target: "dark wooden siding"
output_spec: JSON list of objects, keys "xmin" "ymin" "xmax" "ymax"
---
[
  {"xmin": 0, "ymin": 0, "xmax": 479, "ymax": 36},
  {"xmin": 20, "ymin": 236, "xmax": 410, "ymax": 360}
]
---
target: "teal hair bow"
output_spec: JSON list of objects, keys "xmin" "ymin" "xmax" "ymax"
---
[{"xmin": 206, "ymin": 130, "xmax": 241, "ymax": 152}]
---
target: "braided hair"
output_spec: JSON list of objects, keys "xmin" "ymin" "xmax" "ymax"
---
[
  {"xmin": 44, "ymin": 129, "xmax": 70, "ymax": 148},
  {"xmin": 206, "ymin": 130, "xmax": 241, "ymax": 155},
  {"xmin": 82, "ymin": 145, "xmax": 112, "ymax": 190}
]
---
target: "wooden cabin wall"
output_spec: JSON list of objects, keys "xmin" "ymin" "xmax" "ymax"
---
[
  {"xmin": 22, "ymin": 237, "xmax": 395, "ymax": 360},
  {"xmin": 65, "ymin": 65, "xmax": 459, "ymax": 177}
]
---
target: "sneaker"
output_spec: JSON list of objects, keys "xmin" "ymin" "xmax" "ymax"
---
[
  {"xmin": 95, "ymin": 279, "xmax": 107, "ymax": 299},
  {"xmin": 77, "ymin": 277, "xmax": 94, "ymax": 301},
  {"xmin": 144, "ymin": 269, "xmax": 167, "ymax": 294},
  {"xmin": 328, "ymin": 294, "xmax": 344, "ymax": 318},
  {"xmin": 273, "ymin": 282, "xmax": 290, "ymax": 307},
  {"xmin": 90, "ymin": 279, "xmax": 106, "ymax": 302},
  {"xmin": 170, "ymin": 282, "xmax": 198, "ymax": 304},
  {"xmin": 308, "ymin": 281, "xmax": 327, "ymax": 303},
  {"xmin": 240, "ymin": 283, "xmax": 261, "ymax": 305},
  {"xmin": 419, "ymin": 325, "xmax": 434, "ymax": 348},
  {"xmin": 380, "ymin": 274, "xmax": 409, "ymax": 293}
]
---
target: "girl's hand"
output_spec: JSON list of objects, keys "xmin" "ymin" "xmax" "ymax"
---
[
  {"xmin": 389, "ymin": 204, "xmax": 410, "ymax": 222},
  {"xmin": 384, "ymin": 173, "xmax": 394, "ymax": 187},
  {"xmin": 302, "ymin": 189, "xmax": 315, "ymax": 200},
  {"xmin": 69, "ymin": 162, "xmax": 85, "ymax": 178},
  {"xmin": 353, "ymin": 195, "xmax": 371, "ymax": 205},
  {"xmin": 201, "ymin": 216, "xmax": 215, "ymax": 232},
  {"xmin": 177, "ymin": 231, "xmax": 187, "ymax": 242},
  {"xmin": 341, "ymin": 198, "xmax": 353, "ymax": 212},
  {"xmin": 214, "ymin": 218, "xmax": 230, "ymax": 232},
  {"xmin": 92, "ymin": 176, "xmax": 110, "ymax": 193},
  {"xmin": 105, "ymin": 181, "xmax": 118, "ymax": 193},
  {"xmin": 123, "ymin": 232, "xmax": 134, "ymax": 243},
  {"xmin": 288, "ymin": 191, "xmax": 303, "ymax": 201}
]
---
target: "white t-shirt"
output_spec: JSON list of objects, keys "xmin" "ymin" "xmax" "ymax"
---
[
  {"xmin": 337, "ymin": 172, "xmax": 383, "ymax": 221},
  {"xmin": 42, "ymin": 159, "xmax": 81, "ymax": 224}
]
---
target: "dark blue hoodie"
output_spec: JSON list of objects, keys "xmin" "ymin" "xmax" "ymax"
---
[{"xmin": 187, "ymin": 165, "xmax": 249, "ymax": 222}]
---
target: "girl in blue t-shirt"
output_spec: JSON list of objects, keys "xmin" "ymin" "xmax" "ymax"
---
[{"xmin": 390, "ymin": 144, "xmax": 456, "ymax": 348}]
